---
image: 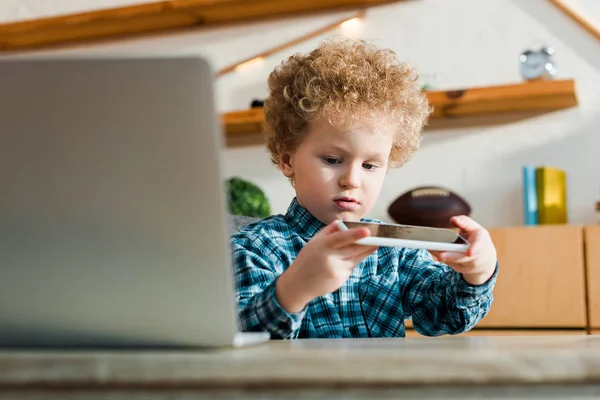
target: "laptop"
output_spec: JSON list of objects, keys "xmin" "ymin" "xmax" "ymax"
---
[{"xmin": 0, "ymin": 55, "xmax": 270, "ymax": 348}]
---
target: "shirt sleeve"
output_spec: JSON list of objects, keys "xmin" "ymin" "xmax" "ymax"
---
[
  {"xmin": 400, "ymin": 249, "xmax": 498, "ymax": 336},
  {"xmin": 232, "ymin": 233, "xmax": 306, "ymax": 339}
]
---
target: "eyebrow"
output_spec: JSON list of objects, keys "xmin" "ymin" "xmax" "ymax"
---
[
  {"xmin": 324, "ymin": 145, "xmax": 386, "ymax": 162},
  {"xmin": 327, "ymin": 144, "xmax": 350, "ymax": 154}
]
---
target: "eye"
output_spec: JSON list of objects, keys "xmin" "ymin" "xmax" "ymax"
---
[
  {"xmin": 324, "ymin": 157, "xmax": 341, "ymax": 165},
  {"xmin": 362, "ymin": 163, "xmax": 376, "ymax": 170}
]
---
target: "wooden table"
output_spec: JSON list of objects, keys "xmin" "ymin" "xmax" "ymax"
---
[{"xmin": 1, "ymin": 335, "xmax": 600, "ymax": 399}]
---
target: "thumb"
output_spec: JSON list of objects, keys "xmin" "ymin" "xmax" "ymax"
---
[{"xmin": 450, "ymin": 215, "xmax": 481, "ymax": 233}]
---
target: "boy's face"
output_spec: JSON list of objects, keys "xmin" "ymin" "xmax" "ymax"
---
[{"xmin": 280, "ymin": 116, "xmax": 394, "ymax": 224}]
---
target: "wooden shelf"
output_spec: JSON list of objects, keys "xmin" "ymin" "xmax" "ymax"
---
[
  {"xmin": 223, "ymin": 108, "xmax": 266, "ymax": 137},
  {"xmin": 428, "ymin": 79, "xmax": 577, "ymax": 118},
  {"xmin": 0, "ymin": 0, "xmax": 402, "ymax": 51},
  {"xmin": 222, "ymin": 79, "xmax": 578, "ymax": 139}
]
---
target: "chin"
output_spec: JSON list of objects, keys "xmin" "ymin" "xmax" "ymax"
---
[{"xmin": 333, "ymin": 210, "xmax": 362, "ymax": 222}]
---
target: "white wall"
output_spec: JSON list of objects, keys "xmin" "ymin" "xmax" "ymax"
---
[
  {"xmin": 0, "ymin": 0, "xmax": 150, "ymax": 23},
  {"xmin": 2, "ymin": 0, "xmax": 600, "ymax": 227}
]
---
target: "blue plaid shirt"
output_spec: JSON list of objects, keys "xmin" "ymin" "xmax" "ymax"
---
[{"xmin": 232, "ymin": 198, "xmax": 497, "ymax": 339}]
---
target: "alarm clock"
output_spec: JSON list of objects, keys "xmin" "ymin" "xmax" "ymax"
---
[{"xmin": 519, "ymin": 47, "xmax": 556, "ymax": 81}]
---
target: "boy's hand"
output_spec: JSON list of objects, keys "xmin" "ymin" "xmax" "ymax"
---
[
  {"xmin": 430, "ymin": 216, "xmax": 497, "ymax": 286},
  {"xmin": 275, "ymin": 221, "xmax": 378, "ymax": 313}
]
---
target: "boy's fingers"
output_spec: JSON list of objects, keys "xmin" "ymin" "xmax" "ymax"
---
[
  {"xmin": 429, "ymin": 250, "xmax": 443, "ymax": 260},
  {"xmin": 341, "ymin": 244, "xmax": 377, "ymax": 258},
  {"xmin": 459, "ymin": 229, "xmax": 486, "ymax": 257},
  {"xmin": 465, "ymin": 235, "xmax": 482, "ymax": 257},
  {"xmin": 437, "ymin": 251, "xmax": 474, "ymax": 265},
  {"xmin": 344, "ymin": 245, "xmax": 378, "ymax": 265},
  {"xmin": 450, "ymin": 215, "xmax": 482, "ymax": 233},
  {"xmin": 442, "ymin": 262, "xmax": 467, "ymax": 274},
  {"xmin": 324, "ymin": 227, "xmax": 370, "ymax": 249},
  {"xmin": 314, "ymin": 221, "xmax": 340, "ymax": 238}
]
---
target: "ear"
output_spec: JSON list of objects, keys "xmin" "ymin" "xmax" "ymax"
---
[{"xmin": 279, "ymin": 151, "xmax": 294, "ymax": 178}]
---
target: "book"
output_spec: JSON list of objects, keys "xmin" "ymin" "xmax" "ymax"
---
[
  {"xmin": 522, "ymin": 165, "xmax": 538, "ymax": 225},
  {"xmin": 536, "ymin": 166, "xmax": 567, "ymax": 224}
]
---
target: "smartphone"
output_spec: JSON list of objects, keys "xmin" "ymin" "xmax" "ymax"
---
[{"xmin": 337, "ymin": 220, "xmax": 470, "ymax": 253}]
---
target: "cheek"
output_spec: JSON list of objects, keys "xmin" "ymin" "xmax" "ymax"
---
[
  {"xmin": 367, "ymin": 171, "xmax": 387, "ymax": 191},
  {"xmin": 308, "ymin": 160, "xmax": 336, "ymax": 179},
  {"xmin": 296, "ymin": 160, "xmax": 331, "ymax": 184}
]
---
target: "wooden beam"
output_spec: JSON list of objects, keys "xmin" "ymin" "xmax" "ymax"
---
[
  {"xmin": 221, "ymin": 79, "xmax": 578, "ymax": 139},
  {"xmin": 549, "ymin": 0, "xmax": 600, "ymax": 42},
  {"xmin": 0, "ymin": 0, "xmax": 401, "ymax": 51},
  {"xmin": 216, "ymin": 10, "xmax": 365, "ymax": 77}
]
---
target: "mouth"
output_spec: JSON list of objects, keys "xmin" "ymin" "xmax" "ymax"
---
[{"xmin": 333, "ymin": 197, "xmax": 359, "ymax": 211}]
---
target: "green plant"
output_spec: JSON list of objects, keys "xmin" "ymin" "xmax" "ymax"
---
[{"xmin": 226, "ymin": 177, "xmax": 271, "ymax": 218}]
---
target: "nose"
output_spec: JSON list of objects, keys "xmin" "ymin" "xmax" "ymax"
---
[{"xmin": 339, "ymin": 163, "xmax": 361, "ymax": 189}]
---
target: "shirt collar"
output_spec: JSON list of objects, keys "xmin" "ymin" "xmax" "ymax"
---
[{"xmin": 285, "ymin": 197, "xmax": 327, "ymax": 240}]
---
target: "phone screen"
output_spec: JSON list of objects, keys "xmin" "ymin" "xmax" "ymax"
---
[{"xmin": 342, "ymin": 221, "xmax": 469, "ymax": 245}]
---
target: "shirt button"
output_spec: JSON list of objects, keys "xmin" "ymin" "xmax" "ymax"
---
[{"xmin": 349, "ymin": 325, "xmax": 360, "ymax": 337}]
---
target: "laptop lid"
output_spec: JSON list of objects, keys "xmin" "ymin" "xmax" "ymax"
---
[{"xmin": 0, "ymin": 55, "xmax": 240, "ymax": 347}]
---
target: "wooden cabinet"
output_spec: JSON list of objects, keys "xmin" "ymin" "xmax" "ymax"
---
[
  {"xmin": 476, "ymin": 225, "xmax": 586, "ymax": 328},
  {"xmin": 405, "ymin": 225, "xmax": 594, "ymax": 334},
  {"xmin": 585, "ymin": 225, "xmax": 600, "ymax": 328},
  {"xmin": 405, "ymin": 225, "xmax": 587, "ymax": 332}
]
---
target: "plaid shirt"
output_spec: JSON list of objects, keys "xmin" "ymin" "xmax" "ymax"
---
[{"xmin": 232, "ymin": 198, "xmax": 497, "ymax": 339}]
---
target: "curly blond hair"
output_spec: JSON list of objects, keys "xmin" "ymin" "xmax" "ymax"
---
[{"xmin": 263, "ymin": 37, "xmax": 431, "ymax": 168}]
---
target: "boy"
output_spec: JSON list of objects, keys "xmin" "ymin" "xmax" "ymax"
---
[{"xmin": 232, "ymin": 37, "xmax": 498, "ymax": 339}]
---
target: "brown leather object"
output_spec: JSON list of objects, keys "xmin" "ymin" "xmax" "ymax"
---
[{"xmin": 387, "ymin": 186, "xmax": 471, "ymax": 229}]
